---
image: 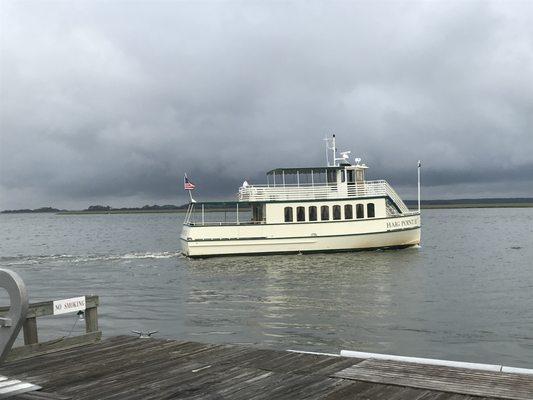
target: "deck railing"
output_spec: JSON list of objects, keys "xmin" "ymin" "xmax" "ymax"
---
[
  {"xmin": 0, "ymin": 295, "xmax": 100, "ymax": 361},
  {"xmin": 238, "ymin": 180, "xmax": 412, "ymax": 213}
]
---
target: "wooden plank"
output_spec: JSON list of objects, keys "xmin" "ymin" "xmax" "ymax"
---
[
  {"xmin": 39, "ymin": 341, "xmax": 221, "ymax": 396},
  {"xmin": 289, "ymin": 376, "xmax": 349, "ymax": 399},
  {"xmin": 23, "ymin": 317, "xmax": 38, "ymax": 345},
  {"xmin": 2, "ymin": 336, "xmax": 139, "ymax": 376},
  {"xmin": 20, "ymin": 340, "xmax": 305, "ymax": 399},
  {"xmin": 307, "ymin": 357, "xmax": 365, "ymax": 376},
  {"xmin": 334, "ymin": 359, "xmax": 533, "ymax": 400},
  {"xmin": 289, "ymin": 355, "xmax": 360, "ymax": 376},
  {"xmin": 139, "ymin": 365, "xmax": 265, "ymax": 400},
  {"xmin": 1, "ymin": 337, "xmax": 528, "ymax": 400},
  {"xmin": 84, "ymin": 307, "xmax": 98, "ymax": 333},
  {"xmin": 24, "ymin": 338, "xmax": 183, "ymax": 389},
  {"xmin": 256, "ymin": 372, "xmax": 328, "ymax": 399},
  {"xmin": 6, "ymin": 331, "xmax": 102, "ymax": 362},
  {"xmin": 67, "ymin": 358, "xmax": 258, "ymax": 400},
  {"xmin": 220, "ymin": 347, "xmax": 307, "ymax": 372},
  {"xmin": 224, "ymin": 368, "xmax": 309, "ymax": 400},
  {"xmin": 12, "ymin": 392, "xmax": 71, "ymax": 400},
  {"xmin": 215, "ymin": 371, "xmax": 275, "ymax": 400},
  {"xmin": 32, "ymin": 339, "xmax": 194, "ymax": 390},
  {"xmin": 208, "ymin": 369, "xmax": 300, "ymax": 400}
]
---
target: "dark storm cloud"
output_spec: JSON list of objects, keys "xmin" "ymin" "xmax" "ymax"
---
[{"xmin": 1, "ymin": 1, "xmax": 532, "ymax": 208}]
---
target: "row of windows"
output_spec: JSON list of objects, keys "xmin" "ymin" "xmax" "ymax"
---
[{"xmin": 284, "ymin": 203, "xmax": 375, "ymax": 222}]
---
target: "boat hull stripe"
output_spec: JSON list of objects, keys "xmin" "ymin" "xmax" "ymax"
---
[{"xmin": 181, "ymin": 225, "xmax": 420, "ymax": 242}]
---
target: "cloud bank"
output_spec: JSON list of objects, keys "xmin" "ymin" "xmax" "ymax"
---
[{"xmin": 1, "ymin": 1, "xmax": 532, "ymax": 208}]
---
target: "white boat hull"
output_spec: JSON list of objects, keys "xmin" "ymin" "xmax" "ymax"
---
[{"xmin": 181, "ymin": 214, "xmax": 420, "ymax": 257}]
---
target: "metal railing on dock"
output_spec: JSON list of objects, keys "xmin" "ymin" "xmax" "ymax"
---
[{"xmin": 0, "ymin": 295, "xmax": 101, "ymax": 361}]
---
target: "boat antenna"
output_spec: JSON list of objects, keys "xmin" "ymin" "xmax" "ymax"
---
[
  {"xmin": 324, "ymin": 134, "xmax": 338, "ymax": 166},
  {"xmin": 324, "ymin": 136, "xmax": 330, "ymax": 166},
  {"xmin": 336, "ymin": 151, "xmax": 351, "ymax": 165},
  {"xmin": 325, "ymin": 134, "xmax": 352, "ymax": 166},
  {"xmin": 417, "ymin": 160, "xmax": 421, "ymax": 213},
  {"xmin": 331, "ymin": 134, "xmax": 337, "ymax": 166}
]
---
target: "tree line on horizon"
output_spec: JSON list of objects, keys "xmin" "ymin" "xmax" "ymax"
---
[
  {"xmin": 2, "ymin": 198, "xmax": 533, "ymax": 214},
  {"xmin": 1, "ymin": 204, "xmax": 189, "ymax": 213}
]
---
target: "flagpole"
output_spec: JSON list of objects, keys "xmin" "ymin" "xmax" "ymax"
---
[
  {"xmin": 417, "ymin": 160, "xmax": 421, "ymax": 213},
  {"xmin": 184, "ymin": 173, "xmax": 196, "ymax": 203}
]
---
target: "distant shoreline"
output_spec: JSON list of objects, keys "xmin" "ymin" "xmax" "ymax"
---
[
  {"xmin": 57, "ymin": 209, "xmax": 188, "ymax": 215},
  {"xmin": 56, "ymin": 204, "xmax": 533, "ymax": 214},
  {"xmin": 417, "ymin": 203, "xmax": 533, "ymax": 209},
  {"xmin": 2, "ymin": 198, "xmax": 532, "ymax": 214},
  {"xmin": 405, "ymin": 198, "xmax": 533, "ymax": 209},
  {"xmin": 59, "ymin": 203, "xmax": 533, "ymax": 214}
]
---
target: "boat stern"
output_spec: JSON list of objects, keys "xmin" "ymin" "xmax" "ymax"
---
[{"xmin": 180, "ymin": 224, "xmax": 192, "ymax": 256}]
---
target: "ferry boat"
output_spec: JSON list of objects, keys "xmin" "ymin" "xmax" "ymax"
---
[{"xmin": 180, "ymin": 136, "xmax": 421, "ymax": 257}]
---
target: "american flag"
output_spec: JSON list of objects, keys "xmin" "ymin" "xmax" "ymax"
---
[{"xmin": 184, "ymin": 174, "xmax": 196, "ymax": 190}]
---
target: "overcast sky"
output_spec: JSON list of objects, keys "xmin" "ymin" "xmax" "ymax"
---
[{"xmin": 1, "ymin": 0, "xmax": 532, "ymax": 209}]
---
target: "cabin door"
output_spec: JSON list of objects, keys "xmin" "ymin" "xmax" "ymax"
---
[
  {"xmin": 347, "ymin": 169, "xmax": 355, "ymax": 185},
  {"xmin": 252, "ymin": 204, "xmax": 265, "ymax": 223},
  {"xmin": 356, "ymin": 169, "xmax": 365, "ymax": 183}
]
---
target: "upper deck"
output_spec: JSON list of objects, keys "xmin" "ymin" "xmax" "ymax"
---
[
  {"xmin": 238, "ymin": 179, "xmax": 410, "ymax": 212},
  {"xmin": 239, "ymin": 162, "xmax": 412, "ymax": 214},
  {"xmin": 188, "ymin": 136, "xmax": 415, "ymax": 216}
]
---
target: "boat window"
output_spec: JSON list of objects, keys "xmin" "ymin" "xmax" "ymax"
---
[
  {"xmin": 252, "ymin": 204, "xmax": 265, "ymax": 223},
  {"xmin": 327, "ymin": 170, "xmax": 336, "ymax": 184},
  {"xmin": 341, "ymin": 170, "xmax": 345, "ymax": 182},
  {"xmin": 284, "ymin": 207, "xmax": 293, "ymax": 222},
  {"xmin": 297, "ymin": 206, "xmax": 305, "ymax": 222},
  {"xmin": 308, "ymin": 206, "xmax": 317, "ymax": 221},
  {"xmin": 356, "ymin": 204, "xmax": 364, "ymax": 219},
  {"xmin": 321, "ymin": 205, "xmax": 329, "ymax": 221},
  {"xmin": 367, "ymin": 203, "xmax": 375, "ymax": 218},
  {"xmin": 344, "ymin": 204, "xmax": 353, "ymax": 219},
  {"xmin": 333, "ymin": 205, "xmax": 341, "ymax": 220},
  {"xmin": 347, "ymin": 170, "xmax": 355, "ymax": 184}
]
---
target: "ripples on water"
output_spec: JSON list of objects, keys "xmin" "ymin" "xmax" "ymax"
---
[{"xmin": 0, "ymin": 209, "xmax": 532, "ymax": 368}]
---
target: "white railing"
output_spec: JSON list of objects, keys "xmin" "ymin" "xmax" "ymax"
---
[
  {"xmin": 238, "ymin": 180, "xmax": 414, "ymax": 214},
  {"xmin": 382, "ymin": 182, "xmax": 412, "ymax": 214}
]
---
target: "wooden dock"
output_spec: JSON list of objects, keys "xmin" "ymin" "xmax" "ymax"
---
[
  {"xmin": 1, "ymin": 291, "xmax": 532, "ymax": 399},
  {"xmin": 2, "ymin": 335, "xmax": 533, "ymax": 400}
]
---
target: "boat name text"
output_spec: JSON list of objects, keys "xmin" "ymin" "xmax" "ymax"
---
[{"xmin": 386, "ymin": 218, "xmax": 418, "ymax": 229}]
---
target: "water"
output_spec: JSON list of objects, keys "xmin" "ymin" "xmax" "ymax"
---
[{"xmin": 1, "ymin": 209, "xmax": 532, "ymax": 368}]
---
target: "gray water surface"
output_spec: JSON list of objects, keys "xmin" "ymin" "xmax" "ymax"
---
[{"xmin": 0, "ymin": 209, "xmax": 532, "ymax": 367}]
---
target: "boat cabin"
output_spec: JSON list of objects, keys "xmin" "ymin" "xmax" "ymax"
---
[
  {"xmin": 266, "ymin": 164, "xmax": 368, "ymax": 188},
  {"xmin": 184, "ymin": 161, "xmax": 408, "ymax": 227}
]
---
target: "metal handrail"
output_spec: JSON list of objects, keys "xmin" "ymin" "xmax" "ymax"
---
[
  {"xmin": 240, "ymin": 179, "xmax": 386, "ymax": 189},
  {"xmin": 187, "ymin": 221, "xmax": 266, "ymax": 226},
  {"xmin": 239, "ymin": 180, "xmax": 384, "ymax": 201},
  {"xmin": 237, "ymin": 180, "xmax": 412, "ymax": 214},
  {"xmin": 0, "ymin": 269, "xmax": 29, "ymax": 364},
  {"xmin": 383, "ymin": 183, "xmax": 411, "ymax": 214}
]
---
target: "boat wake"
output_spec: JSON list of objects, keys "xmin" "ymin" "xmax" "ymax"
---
[{"xmin": 0, "ymin": 251, "xmax": 182, "ymax": 266}]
